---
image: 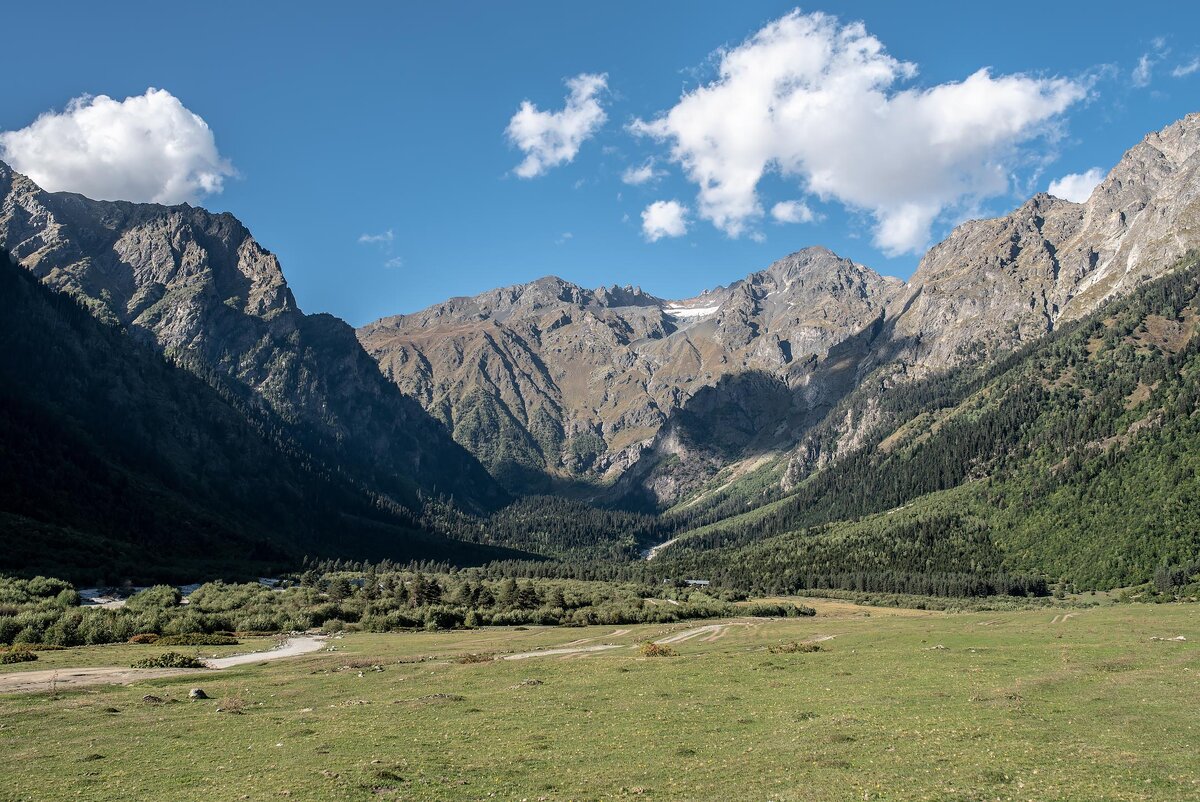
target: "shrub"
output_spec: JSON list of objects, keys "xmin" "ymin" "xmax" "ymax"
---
[
  {"xmin": 154, "ymin": 633, "xmax": 238, "ymax": 647},
  {"xmin": 128, "ymin": 633, "xmax": 160, "ymax": 644},
  {"xmin": 768, "ymin": 641, "xmax": 824, "ymax": 654},
  {"xmin": 743, "ymin": 602, "xmax": 816, "ymax": 618},
  {"xmin": 131, "ymin": 652, "xmax": 203, "ymax": 669},
  {"xmin": 0, "ymin": 648, "xmax": 37, "ymax": 664},
  {"xmin": 640, "ymin": 642, "xmax": 677, "ymax": 657},
  {"xmin": 125, "ymin": 585, "xmax": 182, "ymax": 611},
  {"xmin": 455, "ymin": 652, "xmax": 495, "ymax": 664}
]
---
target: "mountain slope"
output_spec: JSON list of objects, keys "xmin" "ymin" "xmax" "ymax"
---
[
  {"xmin": 359, "ymin": 248, "xmax": 900, "ymax": 493},
  {"xmin": 654, "ymin": 252, "xmax": 1200, "ymax": 590},
  {"xmin": 360, "ymin": 113, "xmax": 1200, "ymax": 508},
  {"xmin": 0, "ymin": 251, "xmax": 523, "ymax": 583},
  {"xmin": 0, "ymin": 162, "xmax": 506, "ymax": 514}
]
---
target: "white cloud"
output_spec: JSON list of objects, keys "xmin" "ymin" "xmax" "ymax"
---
[
  {"xmin": 770, "ymin": 200, "xmax": 815, "ymax": 224},
  {"xmin": 631, "ymin": 10, "xmax": 1086, "ymax": 255},
  {"xmin": 1133, "ymin": 54, "xmax": 1155, "ymax": 87},
  {"xmin": 641, "ymin": 200, "xmax": 688, "ymax": 241},
  {"xmin": 383, "ymin": 256, "xmax": 404, "ymax": 269},
  {"xmin": 358, "ymin": 229, "xmax": 394, "ymax": 244},
  {"xmin": 1172, "ymin": 58, "xmax": 1200, "ymax": 78},
  {"xmin": 506, "ymin": 73, "xmax": 608, "ymax": 178},
  {"xmin": 0, "ymin": 88, "xmax": 233, "ymax": 204},
  {"xmin": 1048, "ymin": 167, "xmax": 1105, "ymax": 203},
  {"xmin": 1133, "ymin": 38, "xmax": 1169, "ymax": 87},
  {"xmin": 621, "ymin": 159, "xmax": 662, "ymax": 185}
]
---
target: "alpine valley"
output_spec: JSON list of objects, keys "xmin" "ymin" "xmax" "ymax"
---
[{"xmin": 4, "ymin": 113, "xmax": 1200, "ymax": 593}]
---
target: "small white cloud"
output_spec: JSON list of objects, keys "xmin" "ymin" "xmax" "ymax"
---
[
  {"xmin": 621, "ymin": 159, "xmax": 661, "ymax": 185},
  {"xmin": 1048, "ymin": 167, "xmax": 1105, "ymax": 203},
  {"xmin": 383, "ymin": 256, "xmax": 404, "ymax": 269},
  {"xmin": 506, "ymin": 73, "xmax": 608, "ymax": 178},
  {"xmin": 1172, "ymin": 58, "xmax": 1200, "ymax": 78},
  {"xmin": 1133, "ymin": 39, "xmax": 1170, "ymax": 87},
  {"xmin": 641, "ymin": 200, "xmax": 688, "ymax": 241},
  {"xmin": 555, "ymin": 232, "xmax": 573, "ymax": 245},
  {"xmin": 0, "ymin": 88, "xmax": 233, "ymax": 204},
  {"xmin": 1133, "ymin": 54, "xmax": 1155, "ymax": 87},
  {"xmin": 631, "ymin": 10, "xmax": 1087, "ymax": 255},
  {"xmin": 770, "ymin": 200, "xmax": 815, "ymax": 224},
  {"xmin": 358, "ymin": 229, "xmax": 394, "ymax": 245}
]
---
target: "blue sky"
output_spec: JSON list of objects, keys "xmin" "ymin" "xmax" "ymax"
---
[{"xmin": 2, "ymin": 1, "xmax": 1198, "ymax": 325}]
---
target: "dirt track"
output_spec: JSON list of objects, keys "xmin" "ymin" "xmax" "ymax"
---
[{"xmin": 0, "ymin": 636, "xmax": 327, "ymax": 695}]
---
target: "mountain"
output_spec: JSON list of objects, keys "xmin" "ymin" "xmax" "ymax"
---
[
  {"xmin": 0, "ymin": 251, "xmax": 523, "ymax": 583},
  {"xmin": 358, "ymin": 247, "xmax": 900, "ymax": 494},
  {"xmin": 0, "ymin": 162, "xmax": 506, "ymax": 514},
  {"xmin": 360, "ymin": 113, "xmax": 1200, "ymax": 509},
  {"xmin": 652, "ymin": 251, "xmax": 1200, "ymax": 591}
]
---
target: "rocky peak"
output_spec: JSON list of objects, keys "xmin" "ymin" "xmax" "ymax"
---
[{"xmin": 0, "ymin": 163, "xmax": 505, "ymax": 512}]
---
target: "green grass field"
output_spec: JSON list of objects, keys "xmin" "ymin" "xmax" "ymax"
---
[{"xmin": 1, "ymin": 600, "xmax": 1197, "ymax": 801}]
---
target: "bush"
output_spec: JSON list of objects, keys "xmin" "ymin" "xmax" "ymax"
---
[
  {"xmin": 131, "ymin": 652, "xmax": 203, "ymax": 669},
  {"xmin": 154, "ymin": 633, "xmax": 238, "ymax": 647},
  {"xmin": 128, "ymin": 633, "xmax": 160, "ymax": 644},
  {"xmin": 639, "ymin": 642, "xmax": 677, "ymax": 657},
  {"xmin": 0, "ymin": 648, "xmax": 37, "ymax": 664},
  {"xmin": 125, "ymin": 585, "xmax": 182, "ymax": 612},
  {"xmin": 768, "ymin": 641, "xmax": 824, "ymax": 654},
  {"xmin": 742, "ymin": 602, "xmax": 817, "ymax": 618}
]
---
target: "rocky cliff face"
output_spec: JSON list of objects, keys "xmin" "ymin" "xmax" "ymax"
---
[
  {"xmin": 0, "ymin": 162, "xmax": 505, "ymax": 512},
  {"xmin": 358, "ymin": 247, "xmax": 900, "ymax": 492},
  {"xmin": 778, "ymin": 112, "xmax": 1200, "ymax": 492},
  {"xmin": 890, "ymin": 112, "xmax": 1200, "ymax": 372},
  {"xmin": 361, "ymin": 113, "xmax": 1200, "ymax": 507}
]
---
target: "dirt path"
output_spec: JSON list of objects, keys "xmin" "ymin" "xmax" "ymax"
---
[
  {"xmin": 654, "ymin": 621, "xmax": 756, "ymax": 645},
  {"xmin": 501, "ymin": 644, "xmax": 625, "ymax": 660},
  {"xmin": 0, "ymin": 636, "xmax": 328, "ymax": 696},
  {"xmin": 0, "ymin": 667, "xmax": 204, "ymax": 695},
  {"xmin": 558, "ymin": 628, "xmax": 632, "ymax": 648},
  {"xmin": 204, "ymin": 635, "xmax": 325, "ymax": 668}
]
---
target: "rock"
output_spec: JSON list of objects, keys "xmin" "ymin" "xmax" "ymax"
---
[
  {"xmin": 357, "ymin": 246, "xmax": 898, "ymax": 501},
  {"xmin": 189, "ymin": 688, "xmax": 208, "ymax": 699}
]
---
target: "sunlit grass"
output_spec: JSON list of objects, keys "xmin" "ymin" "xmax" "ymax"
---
[{"xmin": 1, "ymin": 600, "xmax": 1196, "ymax": 800}]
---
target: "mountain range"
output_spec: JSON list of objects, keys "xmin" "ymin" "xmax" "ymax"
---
[
  {"xmin": 358, "ymin": 113, "xmax": 1200, "ymax": 508},
  {"xmin": 3, "ymin": 112, "xmax": 1200, "ymax": 588}
]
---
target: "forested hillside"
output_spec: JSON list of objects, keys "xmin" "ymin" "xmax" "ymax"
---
[{"xmin": 651, "ymin": 254, "xmax": 1200, "ymax": 591}]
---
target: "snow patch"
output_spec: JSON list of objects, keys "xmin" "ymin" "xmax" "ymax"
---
[{"xmin": 664, "ymin": 305, "xmax": 720, "ymax": 319}]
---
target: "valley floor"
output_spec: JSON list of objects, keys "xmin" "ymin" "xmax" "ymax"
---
[{"xmin": 0, "ymin": 600, "xmax": 1196, "ymax": 801}]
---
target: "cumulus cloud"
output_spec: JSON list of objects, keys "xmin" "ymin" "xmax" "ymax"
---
[
  {"xmin": 770, "ymin": 200, "xmax": 815, "ymax": 224},
  {"xmin": 621, "ymin": 159, "xmax": 662, "ymax": 185},
  {"xmin": 1048, "ymin": 167, "xmax": 1105, "ymax": 203},
  {"xmin": 0, "ymin": 88, "xmax": 233, "ymax": 204},
  {"xmin": 641, "ymin": 200, "xmax": 688, "ymax": 241},
  {"xmin": 631, "ymin": 10, "xmax": 1086, "ymax": 254},
  {"xmin": 1172, "ymin": 58, "xmax": 1200, "ymax": 78},
  {"xmin": 507, "ymin": 73, "xmax": 608, "ymax": 178}
]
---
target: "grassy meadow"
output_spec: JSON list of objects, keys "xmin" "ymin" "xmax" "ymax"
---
[{"xmin": 0, "ymin": 600, "xmax": 1197, "ymax": 801}]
